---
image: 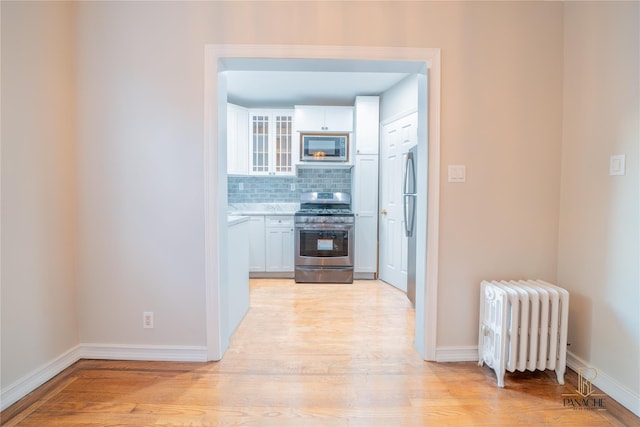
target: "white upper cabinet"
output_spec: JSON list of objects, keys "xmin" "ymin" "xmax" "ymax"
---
[
  {"xmin": 354, "ymin": 96, "xmax": 380, "ymax": 155},
  {"xmin": 294, "ymin": 106, "xmax": 354, "ymax": 132},
  {"xmin": 227, "ymin": 103, "xmax": 249, "ymax": 175},
  {"xmin": 249, "ymin": 110, "xmax": 295, "ymax": 176}
]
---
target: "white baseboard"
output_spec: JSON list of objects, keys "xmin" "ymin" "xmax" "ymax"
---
[
  {"xmin": 1, "ymin": 345, "xmax": 82, "ymax": 411},
  {"xmin": 80, "ymin": 343, "xmax": 208, "ymax": 362},
  {"xmin": 249, "ymin": 272, "xmax": 295, "ymax": 279},
  {"xmin": 566, "ymin": 351, "xmax": 640, "ymax": 418},
  {"xmin": 0, "ymin": 343, "xmax": 208, "ymax": 412},
  {"xmin": 354, "ymin": 272, "xmax": 376, "ymax": 280},
  {"xmin": 435, "ymin": 346, "xmax": 479, "ymax": 362}
]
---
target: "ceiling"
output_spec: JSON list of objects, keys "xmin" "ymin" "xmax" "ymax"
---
[
  {"xmin": 226, "ymin": 70, "xmax": 411, "ymax": 108},
  {"xmin": 222, "ymin": 58, "xmax": 423, "ymax": 108}
]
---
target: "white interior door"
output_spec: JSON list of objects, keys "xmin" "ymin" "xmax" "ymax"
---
[{"xmin": 378, "ymin": 113, "xmax": 418, "ymax": 292}]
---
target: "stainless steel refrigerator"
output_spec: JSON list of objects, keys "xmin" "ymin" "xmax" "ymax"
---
[{"xmin": 403, "ymin": 146, "xmax": 417, "ymax": 307}]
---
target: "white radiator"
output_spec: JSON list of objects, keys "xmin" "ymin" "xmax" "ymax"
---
[{"xmin": 478, "ymin": 280, "xmax": 569, "ymax": 387}]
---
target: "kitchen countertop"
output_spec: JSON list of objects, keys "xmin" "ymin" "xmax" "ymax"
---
[
  {"xmin": 228, "ymin": 203, "xmax": 299, "ymax": 216},
  {"xmin": 227, "ymin": 215, "xmax": 250, "ymax": 226}
]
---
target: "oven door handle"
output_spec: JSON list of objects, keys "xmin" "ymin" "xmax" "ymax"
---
[{"xmin": 295, "ymin": 224, "xmax": 354, "ymax": 231}]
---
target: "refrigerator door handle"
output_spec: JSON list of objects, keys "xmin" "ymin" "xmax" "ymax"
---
[
  {"xmin": 403, "ymin": 149, "xmax": 417, "ymax": 238},
  {"xmin": 404, "ymin": 194, "xmax": 416, "ymax": 238},
  {"xmin": 403, "ymin": 194, "xmax": 409, "ymax": 236},
  {"xmin": 403, "ymin": 151, "xmax": 417, "ymax": 193},
  {"xmin": 403, "ymin": 153, "xmax": 410, "ymax": 236},
  {"xmin": 403, "ymin": 152, "xmax": 411, "ymax": 194}
]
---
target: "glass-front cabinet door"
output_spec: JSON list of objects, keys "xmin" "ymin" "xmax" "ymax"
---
[
  {"xmin": 251, "ymin": 113, "xmax": 270, "ymax": 173},
  {"xmin": 250, "ymin": 110, "xmax": 294, "ymax": 176},
  {"xmin": 274, "ymin": 114, "xmax": 293, "ymax": 174}
]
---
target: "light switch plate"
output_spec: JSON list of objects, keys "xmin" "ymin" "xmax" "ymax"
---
[
  {"xmin": 610, "ymin": 155, "xmax": 625, "ymax": 176},
  {"xmin": 448, "ymin": 165, "xmax": 466, "ymax": 183}
]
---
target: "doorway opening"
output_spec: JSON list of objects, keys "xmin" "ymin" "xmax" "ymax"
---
[{"xmin": 204, "ymin": 45, "xmax": 441, "ymax": 362}]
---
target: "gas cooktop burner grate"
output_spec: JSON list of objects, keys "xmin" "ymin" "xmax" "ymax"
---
[{"xmin": 295, "ymin": 208, "xmax": 353, "ymax": 216}]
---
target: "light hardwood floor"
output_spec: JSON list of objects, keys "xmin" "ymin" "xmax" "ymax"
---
[{"xmin": 2, "ymin": 279, "xmax": 637, "ymax": 426}]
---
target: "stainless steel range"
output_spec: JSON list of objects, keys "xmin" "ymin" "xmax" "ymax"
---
[{"xmin": 294, "ymin": 192, "xmax": 354, "ymax": 283}]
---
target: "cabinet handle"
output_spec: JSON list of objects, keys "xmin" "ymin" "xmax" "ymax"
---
[{"xmin": 381, "ymin": 209, "xmax": 388, "ymax": 215}]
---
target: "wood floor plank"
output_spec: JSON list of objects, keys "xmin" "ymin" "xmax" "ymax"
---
[{"xmin": 2, "ymin": 279, "xmax": 637, "ymax": 426}]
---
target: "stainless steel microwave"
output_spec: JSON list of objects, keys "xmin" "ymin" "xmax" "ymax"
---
[{"xmin": 300, "ymin": 133, "xmax": 349, "ymax": 162}]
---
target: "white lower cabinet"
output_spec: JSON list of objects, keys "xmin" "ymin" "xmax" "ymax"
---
[
  {"xmin": 247, "ymin": 216, "xmax": 266, "ymax": 272},
  {"xmin": 353, "ymin": 154, "xmax": 379, "ymax": 276},
  {"xmin": 265, "ymin": 216, "xmax": 294, "ymax": 272},
  {"xmin": 227, "ymin": 218, "xmax": 249, "ymax": 339},
  {"xmin": 355, "ymin": 215, "xmax": 378, "ymax": 274},
  {"xmin": 247, "ymin": 215, "xmax": 294, "ymax": 274}
]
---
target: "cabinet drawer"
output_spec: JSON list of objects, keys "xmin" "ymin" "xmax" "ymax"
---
[{"xmin": 266, "ymin": 216, "xmax": 294, "ymax": 227}]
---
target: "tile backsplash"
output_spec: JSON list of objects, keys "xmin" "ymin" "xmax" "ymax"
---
[{"xmin": 228, "ymin": 168, "xmax": 352, "ymax": 203}]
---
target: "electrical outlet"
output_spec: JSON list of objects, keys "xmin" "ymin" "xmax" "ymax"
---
[
  {"xmin": 290, "ymin": 183, "xmax": 296, "ymax": 191},
  {"xmin": 143, "ymin": 311, "xmax": 154, "ymax": 329},
  {"xmin": 238, "ymin": 182, "xmax": 244, "ymax": 191}
]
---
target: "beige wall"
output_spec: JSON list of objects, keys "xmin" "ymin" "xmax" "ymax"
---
[
  {"xmin": 74, "ymin": 1, "xmax": 208, "ymax": 346},
  {"xmin": 559, "ymin": 1, "xmax": 639, "ymax": 399},
  {"xmin": 1, "ymin": 1, "xmax": 78, "ymax": 388},
  {"xmin": 430, "ymin": 2, "xmax": 564, "ymax": 347}
]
